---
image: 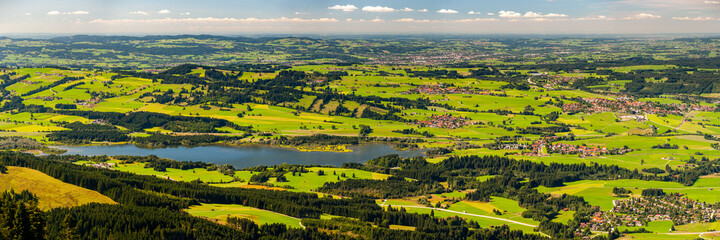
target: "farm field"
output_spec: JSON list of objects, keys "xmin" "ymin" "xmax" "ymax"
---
[
  {"xmin": 1, "ymin": 35, "xmax": 720, "ymax": 240},
  {"xmin": 186, "ymin": 203, "xmax": 303, "ymax": 228},
  {"xmin": 537, "ymin": 179, "xmax": 720, "ymax": 210}
]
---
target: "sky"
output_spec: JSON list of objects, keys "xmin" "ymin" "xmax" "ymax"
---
[{"xmin": 0, "ymin": 0, "xmax": 719, "ymax": 35}]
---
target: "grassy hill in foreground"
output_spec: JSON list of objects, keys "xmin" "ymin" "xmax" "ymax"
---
[{"xmin": 0, "ymin": 166, "xmax": 116, "ymax": 210}]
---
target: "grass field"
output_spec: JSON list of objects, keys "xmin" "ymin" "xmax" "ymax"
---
[
  {"xmin": 276, "ymin": 167, "xmax": 389, "ymax": 192},
  {"xmin": 186, "ymin": 203, "xmax": 302, "ymax": 228},
  {"xmin": 4, "ymin": 64, "xmax": 720, "ymax": 236},
  {"xmin": 537, "ymin": 179, "xmax": 720, "ymax": 210},
  {"xmin": 0, "ymin": 166, "xmax": 116, "ymax": 210},
  {"xmin": 111, "ymin": 162, "xmax": 238, "ymax": 183}
]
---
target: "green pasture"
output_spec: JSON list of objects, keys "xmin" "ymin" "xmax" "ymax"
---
[{"xmin": 186, "ymin": 203, "xmax": 302, "ymax": 228}]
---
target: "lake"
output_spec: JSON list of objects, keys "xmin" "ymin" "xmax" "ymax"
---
[{"xmin": 54, "ymin": 144, "xmax": 426, "ymax": 168}]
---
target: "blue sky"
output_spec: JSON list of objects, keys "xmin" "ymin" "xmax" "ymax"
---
[{"xmin": 0, "ymin": 0, "xmax": 718, "ymax": 35}]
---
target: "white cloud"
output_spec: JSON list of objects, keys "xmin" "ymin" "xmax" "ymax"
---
[
  {"xmin": 180, "ymin": 12, "xmax": 191, "ymax": 15},
  {"xmin": 129, "ymin": 11, "xmax": 149, "ymax": 15},
  {"xmin": 704, "ymin": 0, "xmax": 719, "ymax": 4},
  {"xmin": 370, "ymin": 18, "xmax": 384, "ymax": 22},
  {"xmin": 523, "ymin": 12, "xmax": 543, "ymax": 18},
  {"xmin": 437, "ymin": 9, "xmax": 459, "ymax": 14},
  {"xmin": 418, "ymin": 9, "xmax": 429, "ymax": 12},
  {"xmin": 468, "ymin": 11, "xmax": 482, "ymax": 15},
  {"xmin": 544, "ymin": 13, "xmax": 568, "ymax": 17},
  {"xmin": 499, "ymin": 11, "xmax": 567, "ymax": 18},
  {"xmin": 455, "ymin": 18, "xmax": 499, "ymax": 22},
  {"xmin": 328, "ymin": 4, "xmax": 358, "ymax": 12},
  {"xmin": 90, "ymin": 17, "xmax": 340, "ymax": 25},
  {"xmin": 487, "ymin": 13, "xmax": 495, "ymax": 16},
  {"xmin": 498, "ymin": 11, "xmax": 522, "ymax": 18},
  {"xmin": 157, "ymin": 9, "xmax": 171, "ymax": 14},
  {"xmin": 25, "ymin": 13, "xmax": 31, "ymax": 16},
  {"xmin": 672, "ymin": 16, "xmax": 715, "ymax": 21},
  {"xmin": 574, "ymin": 15, "xmax": 615, "ymax": 21},
  {"xmin": 295, "ymin": 12, "xmax": 308, "ymax": 15},
  {"xmin": 47, "ymin": 10, "xmax": 89, "ymax": 15},
  {"xmin": 362, "ymin": 6, "xmax": 395, "ymax": 12},
  {"xmin": 624, "ymin": 13, "xmax": 661, "ymax": 19},
  {"xmin": 399, "ymin": 7, "xmax": 414, "ymax": 12},
  {"xmin": 394, "ymin": 18, "xmax": 430, "ymax": 23}
]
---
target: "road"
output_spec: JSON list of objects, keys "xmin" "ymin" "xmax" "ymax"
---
[
  {"xmin": 395, "ymin": 205, "xmax": 538, "ymax": 228},
  {"xmin": 663, "ymin": 230, "xmax": 720, "ymax": 240}
]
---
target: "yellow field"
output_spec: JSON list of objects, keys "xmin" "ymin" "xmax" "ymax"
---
[{"xmin": 0, "ymin": 166, "xmax": 116, "ymax": 210}]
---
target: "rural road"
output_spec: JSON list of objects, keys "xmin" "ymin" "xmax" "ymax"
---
[
  {"xmin": 663, "ymin": 230, "xmax": 720, "ymax": 240},
  {"xmin": 393, "ymin": 205, "xmax": 538, "ymax": 228}
]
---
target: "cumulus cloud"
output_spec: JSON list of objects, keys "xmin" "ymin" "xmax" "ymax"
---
[
  {"xmin": 468, "ymin": 11, "xmax": 482, "ymax": 15},
  {"xmin": 498, "ymin": 11, "xmax": 567, "ymax": 18},
  {"xmin": 399, "ymin": 7, "xmax": 414, "ymax": 12},
  {"xmin": 672, "ymin": 16, "xmax": 716, "ymax": 21},
  {"xmin": 575, "ymin": 15, "xmax": 614, "ymax": 21},
  {"xmin": 418, "ymin": 9, "xmax": 429, "ymax": 12},
  {"xmin": 129, "ymin": 11, "xmax": 149, "ymax": 15},
  {"xmin": 47, "ymin": 10, "xmax": 89, "ymax": 15},
  {"xmin": 498, "ymin": 11, "xmax": 522, "ymax": 18},
  {"xmin": 180, "ymin": 12, "xmax": 191, "ymax": 15},
  {"xmin": 328, "ymin": 4, "xmax": 358, "ymax": 12},
  {"xmin": 704, "ymin": 0, "xmax": 720, "ymax": 3},
  {"xmin": 157, "ymin": 9, "xmax": 171, "ymax": 14},
  {"xmin": 90, "ymin": 17, "xmax": 340, "ymax": 24},
  {"xmin": 544, "ymin": 13, "xmax": 568, "ymax": 17},
  {"xmin": 455, "ymin": 18, "xmax": 499, "ymax": 22},
  {"xmin": 625, "ymin": 13, "xmax": 661, "ymax": 19},
  {"xmin": 345, "ymin": 18, "xmax": 385, "ymax": 23},
  {"xmin": 25, "ymin": 13, "xmax": 32, "ymax": 16},
  {"xmin": 523, "ymin": 12, "xmax": 543, "ymax": 18},
  {"xmin": 437, "ymin": 9, "xmax": 459, "ymax": 14},
  {"xmin": 394, "ymin": 18, "xmax": 430, "ymax": 23},
  {"xmin": 362, "ymin": 6, "xmax": 395, "ymax": 12},
  {"xmin": 487, "ymin": 13, "xmax": 495, "ymax": 16}
]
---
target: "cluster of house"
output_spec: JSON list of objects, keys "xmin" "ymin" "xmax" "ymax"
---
[
  {"xmin": 506, "ymin": 137, "xmax": 631, "ymax": 157},
  {"xmin": 36, "ymin": 72, "xmax": 65, "ymax": 77},
  {"xmin": 563, "ymin": 96, "xmax": 716, "ymax": 115},
  {"xmin": 370, "ymin": 51, "xmax": 486, "ymax": 65},
  {"xmin": 583, "ymin": 194, "xmax": 720, "ymax": 232},
  {"xmin": 540, "ymin": 75, "xmax": 582, "ymax": 88},
  {"xmin": 401, "ymin": 84, "xmax": 497, "ymax": 96},
  {"xmin": 77, "ymin": 98, "xmax": 101, "ymax": 107},
  {"xmin": 415, "ymin": 114, "xmax": 472, "ymax": 129},
  {"xmin": 87, "ymin": 162, "xmax": 116, "ymax": 169},
  {"xmin": 20, "ymin": 79, "xmax": 42, "ymax": 85},
  {"xmin": 30, "ymin": 96, "xmax": 58, "ymax": 101},
  {"xmin": 91, "ymin": 119, "xmax": 109, "ymax": 125},
  {"xmin": 546, "ymin": 143, "xmax": 633, "ymax": 157}
]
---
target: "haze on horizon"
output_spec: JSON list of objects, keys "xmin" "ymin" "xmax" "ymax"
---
[{"xmin": 0, "ymin": 0, "xmax": 719, "ymax": 35}]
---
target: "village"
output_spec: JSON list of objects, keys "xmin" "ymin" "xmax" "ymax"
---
[
  {"xmin": 402, "ymin": 84, "xmax": 500, "ymax": 96},
  {"xmin": 562, "ymin": 96, "xmax": 716, "ymax": 115},
  {"xmin": 546, "ymin": 143, "xmax": 633, "ymax": 157},
  {"xmin": 415, "ymin": 114, "xmax": 473, "ymax": 129},
  {"xmin": 582, "ymin": 193, "xmax": 720, "ymax": 232},
  {"xmin": 503, "ymin": 137, "xmax": 633, "ymax": 157}
]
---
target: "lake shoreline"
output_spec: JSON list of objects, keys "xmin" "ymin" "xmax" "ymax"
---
[{"xmin": 51, "ymin": 143, "xmax": 427, "ymax": 168}]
